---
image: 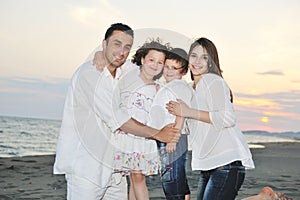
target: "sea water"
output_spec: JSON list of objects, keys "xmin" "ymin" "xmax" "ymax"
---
[
  {"xmin": 0, "ymin": 115, "xmax": 60, "ymax": 157},
  {"xmin": 0, "ymin": 115, "xmax": 299, "ymax": 157}
]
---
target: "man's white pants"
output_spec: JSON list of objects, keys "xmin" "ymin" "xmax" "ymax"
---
[{"xmin": 65, "ymin": 173, "xmax": 127, "ymax": 200}]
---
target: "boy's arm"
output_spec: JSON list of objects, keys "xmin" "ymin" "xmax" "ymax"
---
[
  {"xmin": 174, "ymin": 115, "xmax": 184, "ymax": 130},
  {"xmin": 166, "ymin": 115, "xmax": 184, "ymax": 153}
]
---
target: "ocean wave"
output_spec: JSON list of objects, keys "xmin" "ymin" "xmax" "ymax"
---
[
  {"xmin": 20, "ymin": 131, "xmax": 32, "ymax": 136},
  {"xmin": 0, "ymin": 145, "xmax": 15, "ymax": 149}
]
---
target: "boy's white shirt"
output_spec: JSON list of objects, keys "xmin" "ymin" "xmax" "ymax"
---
[{"xmin": 149, "ymin": 79, "xmax": 193, "ymax": 134}]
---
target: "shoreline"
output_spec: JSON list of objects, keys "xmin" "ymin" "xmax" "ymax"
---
[{"xmin": 0, "ymin": 142, "xmax": 299, "ymax": 199}]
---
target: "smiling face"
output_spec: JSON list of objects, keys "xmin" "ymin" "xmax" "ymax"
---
[
  {"xmin": 188, "ymin": 45, "xmax": 209, "ymax": 76},
  {"xmin": 103, "ymin": 30, "xmax": 133, "ymax": 70},
  {"xmin": 163, "ymin": 59, "xmax": 185, "ymax": 83},
  {"xmin": 140, "ymin": 50, "xmax": 165, "ymax": 80}
]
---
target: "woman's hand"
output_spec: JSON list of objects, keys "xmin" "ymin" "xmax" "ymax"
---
[
  {"xmin": 166, "ymin": 99, "xmax": 190, "ymax": 118},
  {"xmin": 93, "ymin": 51, "xmax": 106, "ymax": 72}
]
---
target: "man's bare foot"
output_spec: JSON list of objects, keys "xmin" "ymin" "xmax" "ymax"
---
[
  {"xmin": 260, "ymin": 187, "xmax": 276, "ymax": 199},
  {"xmin": 242, "ymin": 186, "xmax": 293, "ymax": 200}
]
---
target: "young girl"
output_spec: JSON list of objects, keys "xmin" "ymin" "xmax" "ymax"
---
[
  {"xmin": 113, "ymin": 40, "xmax": 169, "ymax": 200},
  {"xmin": 166, "ymin": 38, "xmax": 255, "ymax": 200}
]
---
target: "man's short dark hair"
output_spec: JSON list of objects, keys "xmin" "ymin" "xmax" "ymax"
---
[{"xmin": 104, "ymin": 23, "xmax": 134, "ymax": 40}]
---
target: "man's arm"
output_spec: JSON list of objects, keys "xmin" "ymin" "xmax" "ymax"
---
[{"xmin": 120, "ymin": 118, "xmax": 180, "ymax": 144}]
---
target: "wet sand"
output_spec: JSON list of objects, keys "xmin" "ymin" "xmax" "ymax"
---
[{"xmin": 0, "ymin": 142, "xmax": 299, "ymax": 199}]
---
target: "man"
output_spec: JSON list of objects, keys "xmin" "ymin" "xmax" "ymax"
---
[{"xmin": 53, "ymin": 23, "xmax": 180, "ymax": 200}]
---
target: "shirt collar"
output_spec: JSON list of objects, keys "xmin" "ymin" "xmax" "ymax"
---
[
  {"xmin": 115, "ymin": 67, "xmax": 122, "ymax": 80},
  {"xmin": 102, "ymin": 66, "xmax": 122, "ymax": 80}
]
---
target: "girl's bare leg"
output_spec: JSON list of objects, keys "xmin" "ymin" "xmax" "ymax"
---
[
  {"xmin": 129, "ymin": 171, "xmax": 149, "ymax": 200},
  {"xmin": 128, "ymin": 176, "xmax": 136, "ymax": 200},
  {"xmin": 185, "ymin": 194, "xmax": 190, "ymax": 200}
]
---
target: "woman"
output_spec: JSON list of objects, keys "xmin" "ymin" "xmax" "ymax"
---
[{"xmin": 166, "ymin": 37, "xmax": 255, "ymax": 200}]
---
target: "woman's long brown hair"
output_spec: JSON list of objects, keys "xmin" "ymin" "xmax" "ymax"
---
[{"xmin": 189, "ymin": 38, "xmax": 233, "ymax": 103}]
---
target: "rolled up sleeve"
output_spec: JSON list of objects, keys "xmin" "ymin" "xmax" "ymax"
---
[{"xmin": 203, "ymin": 77, "xmax": 237, "ymax": 131}]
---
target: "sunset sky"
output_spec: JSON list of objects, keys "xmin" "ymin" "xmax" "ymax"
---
[{"xmin": 0, "ymin": 0, "xmax": 299, "ymax": 132}]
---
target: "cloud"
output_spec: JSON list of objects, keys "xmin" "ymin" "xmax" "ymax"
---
[
  {"xmin": 0, "ymin": 76, "xmax": 69, "ymax": 119},
  {"xmin": 291, "ymin": 80, "xmax": 300, "ymax": 83},
  {"xmin": 256, "ymin": 70, "xmax": 285, "ymax": 76},
  {"xmin": 65, "ymin": 1, "xmax": 122, "ymax": 27},
  {"xmin": 234, "ymin": 90, "xmax": 300, "ymax": 131},
  {"xmin": 0, "ymin": 76, "xmax": 68, "ymax": 94},
  {"xmin": 67, "ymin": 5, "xmax": 96, "ymax": 25},
  {"xmin": 235, "ymin": 90, "xmax": 300, "ymax": 112}
]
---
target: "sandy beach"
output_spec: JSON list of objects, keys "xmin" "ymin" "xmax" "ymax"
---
[{"xmin": 1, "ymin": 142, "xmax": 299, "ymax": 200}]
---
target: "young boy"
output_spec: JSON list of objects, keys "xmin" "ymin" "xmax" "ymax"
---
[{"xmin": 149, "ymin": 48, "xmax": 193, "ymax": 200}]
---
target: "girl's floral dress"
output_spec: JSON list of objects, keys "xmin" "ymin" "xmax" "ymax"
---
[{"xmin": 113, "ymin": 68, "xmax": 160, "ymax": 176}]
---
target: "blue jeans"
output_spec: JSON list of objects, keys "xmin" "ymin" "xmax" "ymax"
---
[
  {"xmin": 197, "ymin": 161, "xmax": 245, "ymax": 200},
  {"xmin": 157, "ymin": 135, "xmax": 190, "ymax": 200}
]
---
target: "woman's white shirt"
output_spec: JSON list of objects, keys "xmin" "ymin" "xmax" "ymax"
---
[{"xmin": 189, "ymin": 73, "xmax": 255, "ymax": 171}]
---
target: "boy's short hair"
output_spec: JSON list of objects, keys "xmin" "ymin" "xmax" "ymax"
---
[{"xmin": 166, "ymin": 48, "xmax": 189, "ymax": 74}]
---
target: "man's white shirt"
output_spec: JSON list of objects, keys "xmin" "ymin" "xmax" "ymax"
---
[{"xmin": 53, "ymin": 60, "xmax": 135, "ymax": 188}]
